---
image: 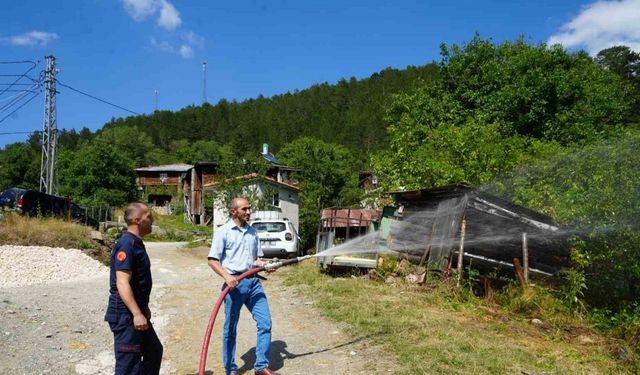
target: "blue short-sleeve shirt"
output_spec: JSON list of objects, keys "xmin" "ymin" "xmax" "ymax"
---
[
  {"xmin": 208, "ymin": 220, "xmax": 262, "ymax": 274},
  {"xmin": 104, "ymin": 231, "xmax": 152, "ymax": 322}
]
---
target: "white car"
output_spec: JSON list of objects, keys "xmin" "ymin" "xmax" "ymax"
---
[{"xmin": 250, "ymin": 219, "xmax": 301, "ymax": 259}]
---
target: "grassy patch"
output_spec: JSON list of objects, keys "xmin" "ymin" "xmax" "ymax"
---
[
  {"xmin": 1, "ymin": 212, "xmax": 93, "ymax": 248},
  {"xmin": 153, "ymin": 214, "xmax": 212, "ymax": 235},
  {"xmin": 280, "ymin": 261, "xmax": 638, "ymax": 374},
  {"xmin": 0, "ymin": 212, "xmax": 111, "ymax": 264},
  {"xmin": 146, "ymin": 214, "xmax": 212, "ymax": 242}
]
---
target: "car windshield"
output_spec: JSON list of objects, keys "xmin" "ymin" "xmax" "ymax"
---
[{"xmin": 252, "ymin": 222, "xmax": 287, "ymax": 233}]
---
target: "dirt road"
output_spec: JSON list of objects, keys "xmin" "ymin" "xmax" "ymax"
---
[{"xmin": 0, "ymin": 242, "xmax": 394, "ymax": 374}]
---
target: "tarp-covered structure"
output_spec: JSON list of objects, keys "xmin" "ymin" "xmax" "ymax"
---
[{"xmin": 389, "ymin": 185, "xmax": 570, "ymax": 276}]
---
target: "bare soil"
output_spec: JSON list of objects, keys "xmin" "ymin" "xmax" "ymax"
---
[{"xmin": 0, "ymin": 242, "xmax": 396, "ymax": 374}]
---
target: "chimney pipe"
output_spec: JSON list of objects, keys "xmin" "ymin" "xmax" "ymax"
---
[{"xmin": 262, "ymin": 143, "xmax": 269, "ymax": 155}]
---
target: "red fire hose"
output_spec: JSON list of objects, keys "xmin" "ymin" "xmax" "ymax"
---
[{"xmin": 198, "ymin": 256, "xmax": 311, "ymax": 375}]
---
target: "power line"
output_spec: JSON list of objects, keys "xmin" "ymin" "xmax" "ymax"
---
[
  {"xmin": 0, "ymin": 60, "xmax": 38, "ymax": 65},
  {"xmin": 0, "ymin": 131, "xmax": 35, "ymax": 135},
  {"xmin": 0, "ymin": 89, "xmax": 39, "ymax": 103},
  {"xmin": 0, "ymin": 81, "xmax": 42, "ymax": 114},
  {"xmin": 0, "ymin": 89, "xmax": 39, "ymax": 92},
  {"xmin": 55, "ymin": 79, "xmax": 140, "ymax": 115},
  {"xmin": 0, "ymin": 61, "xmax": 38, "ymax": 97},
  {"xmin": 0, "ymin": 92, "xmax": 40, "ymax": 124}
]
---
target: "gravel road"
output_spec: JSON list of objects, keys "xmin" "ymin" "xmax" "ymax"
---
[{"xmin": 0, "ymin": 243, "xmax": 395, "ymax": 374}]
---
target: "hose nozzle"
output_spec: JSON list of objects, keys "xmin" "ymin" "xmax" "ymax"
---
[{"xmin": 263, "ymin": 255, "xmax": 312, "ymax": 271}]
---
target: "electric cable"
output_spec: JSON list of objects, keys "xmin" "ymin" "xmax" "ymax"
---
[
  {"xmin": 0, "ymin": 89, "xmax": 39, "ymax": 103},
  {"xmin": 0, "ymin": 61, "xmax": 38, "ymax": 97},
  {"xmin": 0, "ymin": 92, "xmax": 40, "ymax": 124},
  {"xmin": 55, "ymin": 79, "xmax": 140, "ymax": 115},
  {"xmin": 0, "ymin": 81, "xmax": 42, "ymax": 114},
  {"xmin": 0, "ymin": 131, "xmax": 35, "ymax": 135}
]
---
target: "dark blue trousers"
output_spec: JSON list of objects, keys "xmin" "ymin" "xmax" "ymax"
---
[{"xmin": 109, "ymin": 314, "xmax": 163, "ymax": 375}]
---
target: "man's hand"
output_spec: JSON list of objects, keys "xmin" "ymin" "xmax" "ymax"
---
[
  {"xmin": 133, "ymin": 312, "xmax": 149, "ymax": 331},
  {"xmin": 256, "ymin": 258, "xmax": 276, "ymax": 273},
  {"xmin": 224, "ymin": 274, "xmax": 239, "ymax": 289}
]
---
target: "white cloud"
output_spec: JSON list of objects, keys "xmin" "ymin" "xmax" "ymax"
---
[
  {"xmin": 121, "ymin": 0, "xmax": 181, "ymax": 31},
  {"xmin": 3, "ymin": 31, "xmax": 59, "ymax": 47},
  {"xmin": 548, "ymin": 0, "xmax": 640, "ymax": 55},
  {"xmin": 179, "ymin": 45, "xmax": 193, "ymax": 58},
  {"xmin": 121, "ymin": 0, "xmax": 158, "ymax": 21},
  {"xmin": 183, "ymin": 31, "xmax": 204, "ymax": 48},
  {"xmin": 150, "ymin": 36, "xmax": 175, "ymax": 53},
  {"xmin": 150, "ymin": 38, "xmax": 195, "ymax": 59},
  {"xmin": 158, "ymin": 0, "xmax": 182, "ymax": 31},
  {"xmin": 131, "ymin": 1, "xmax": 199, "ymax": 59}
]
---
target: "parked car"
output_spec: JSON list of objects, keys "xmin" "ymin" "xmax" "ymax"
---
[
  {"xmin": 0, "ymin": 187, "xmax": 26, "ymax": 209},
  {"xmin": 250, "ymin": 218, "xmax": 301, "ymax": 258},
  {"xmin": 0, "ymin": 187, "xmax": 98, "ymax": 228}
]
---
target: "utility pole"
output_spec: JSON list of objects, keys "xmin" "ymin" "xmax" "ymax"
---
[
  {"xmin": 40, "ymin": 55, "xmax": 58, "ymax": 195},
  {"xmin": 202, "ymin": 61, "xmax": 207, "ymax": 104},
  {"xmin": 154, "ymin": 89, "xmax": 158, "ymax": 111}
]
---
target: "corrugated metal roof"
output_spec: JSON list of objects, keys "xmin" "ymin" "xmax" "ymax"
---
[
  {"xmin": 135, "ymin": 164, "xmax": 194, "ymax": 172},
  {"xmin": 203, "ymin": 173, "xmax": 300, "ymax": 191},
  {"xmin": 321, "ymin": 209, "xmax": 381, "ymax": 227}
]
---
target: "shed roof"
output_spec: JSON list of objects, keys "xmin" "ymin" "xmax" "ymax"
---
[
  {"xmin": 321, "ymin": 209, "xmax": 381, "ymax": 228},
  {"xmin": 135, "ymin": 164, "xmax": 193, "ymax": 172},
  {"xmin": 203, "ymin": 173, "xmax": 299, "ymax": 191}
]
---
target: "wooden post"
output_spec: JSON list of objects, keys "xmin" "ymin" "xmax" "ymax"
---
[
  {"xmin": 345, "ymin": 208, "xmax": 351, "ymax": 240},
  {"xmin": 522, "ymin": 232, "xmax": 529, "ymax": 285},
  {"xmin": 456, "ymin": 219, "xmax": 466, "ymax": 286}
]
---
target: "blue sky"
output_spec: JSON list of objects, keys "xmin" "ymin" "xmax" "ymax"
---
[{"xmin": 1, "ymin": 0, "xmax": 639, "ymax": 148}]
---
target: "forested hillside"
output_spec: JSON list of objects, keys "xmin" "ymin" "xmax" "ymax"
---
[
  {"xmin": 0, "ymin": 63, "xmax": 439, "ymax": 196},
  {"xmin": 102, "ymin": 63, "xmax": 439, "ymax": 163}
]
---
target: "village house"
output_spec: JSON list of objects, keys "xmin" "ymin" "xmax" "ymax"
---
[
  {"xmin": 205, "ymin": 144, "xmax": 300, "ymax": 229},
  {"xmin": 134, "ymin": 163, "xmax": 193, "ymax": 214},
  {"xmin": 134, "ymin": 144, "xmax": 300, "ymax": 227}
]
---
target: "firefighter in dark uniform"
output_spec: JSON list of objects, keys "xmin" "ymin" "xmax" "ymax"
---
[{"xmin": 104, "ymin": 202, "xmax": 163, "ymax": 374}]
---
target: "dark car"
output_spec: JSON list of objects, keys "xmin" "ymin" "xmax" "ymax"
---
[
  {"xmin": 0, "ymin": 187, "xmax": 99, "ymax": 228},
  {"xmin": 0, "ymin": 187, "xmax": 26, "ymax": 209}
]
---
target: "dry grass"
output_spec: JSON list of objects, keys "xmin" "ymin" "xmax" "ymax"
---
[
  {"xmin": 280, "ymin": 260, "xmax": 638, "ymax": 375},
  {"xmin": 0, "ymin": 213, "xmax": 110, "ymax": 264}
]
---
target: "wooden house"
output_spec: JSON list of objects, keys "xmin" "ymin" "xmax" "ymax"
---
[
  {"xmin": 182, "ymin": 162, "xmax": 219, "ymax": 225},
  {"xmin": 134, "ymin": 164, "xmax": 193, "ymax": 213}
]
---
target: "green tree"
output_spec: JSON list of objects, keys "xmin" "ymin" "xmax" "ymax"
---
[
  {"xmin": 174, "ymin": 140, "xmax": 222, "ymax": 164},
  {"xmin": 596, "ymin": 46, "xmax": 640, "ymax": 85},
  {"xmin": 94, "ymin": 126, "xmax": 155, "ymax": 166},
  {"xmin": 0, "ymin": 142, "xmax": 40, "ymax": 191},
  {"xmin": 374, "ymin": 37, "xmax": 634, "ymax": 191},
  {"xmin": 596, "ymin": 45, "xmax": 640, "ymax": 123},
  {"xmin": 487, "ymin": 128, "xmax": 640, "ymax": 310},
  {"xmin": 57, "ymin": 141, "xmax": 137, "ymax": 207},
  {"xmin": 277, "ymin": 137, "xmax": 361, "ymax": 247}
]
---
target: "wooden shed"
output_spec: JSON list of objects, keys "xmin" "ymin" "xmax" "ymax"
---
[{"xmin": 390, "ymin": 185, "xmax": 570, "ymax": 277}]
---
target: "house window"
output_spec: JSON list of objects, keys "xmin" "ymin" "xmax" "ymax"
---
[
  {"xmin": 160, "ymin": 173, "xmax": 168, "ymax": 183},
  {"xmin": 272, "ymin": 192, "xmax": 280, "ymax": 207}
]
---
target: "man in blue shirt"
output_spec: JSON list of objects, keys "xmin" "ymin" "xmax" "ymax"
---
[
  {"xmin": 208, "ymin": 197, "xmax": 280, "ymax": 375},
  {"xmin": 105, "ymin": 202, "xmax": 163, "ymax": 374}
]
